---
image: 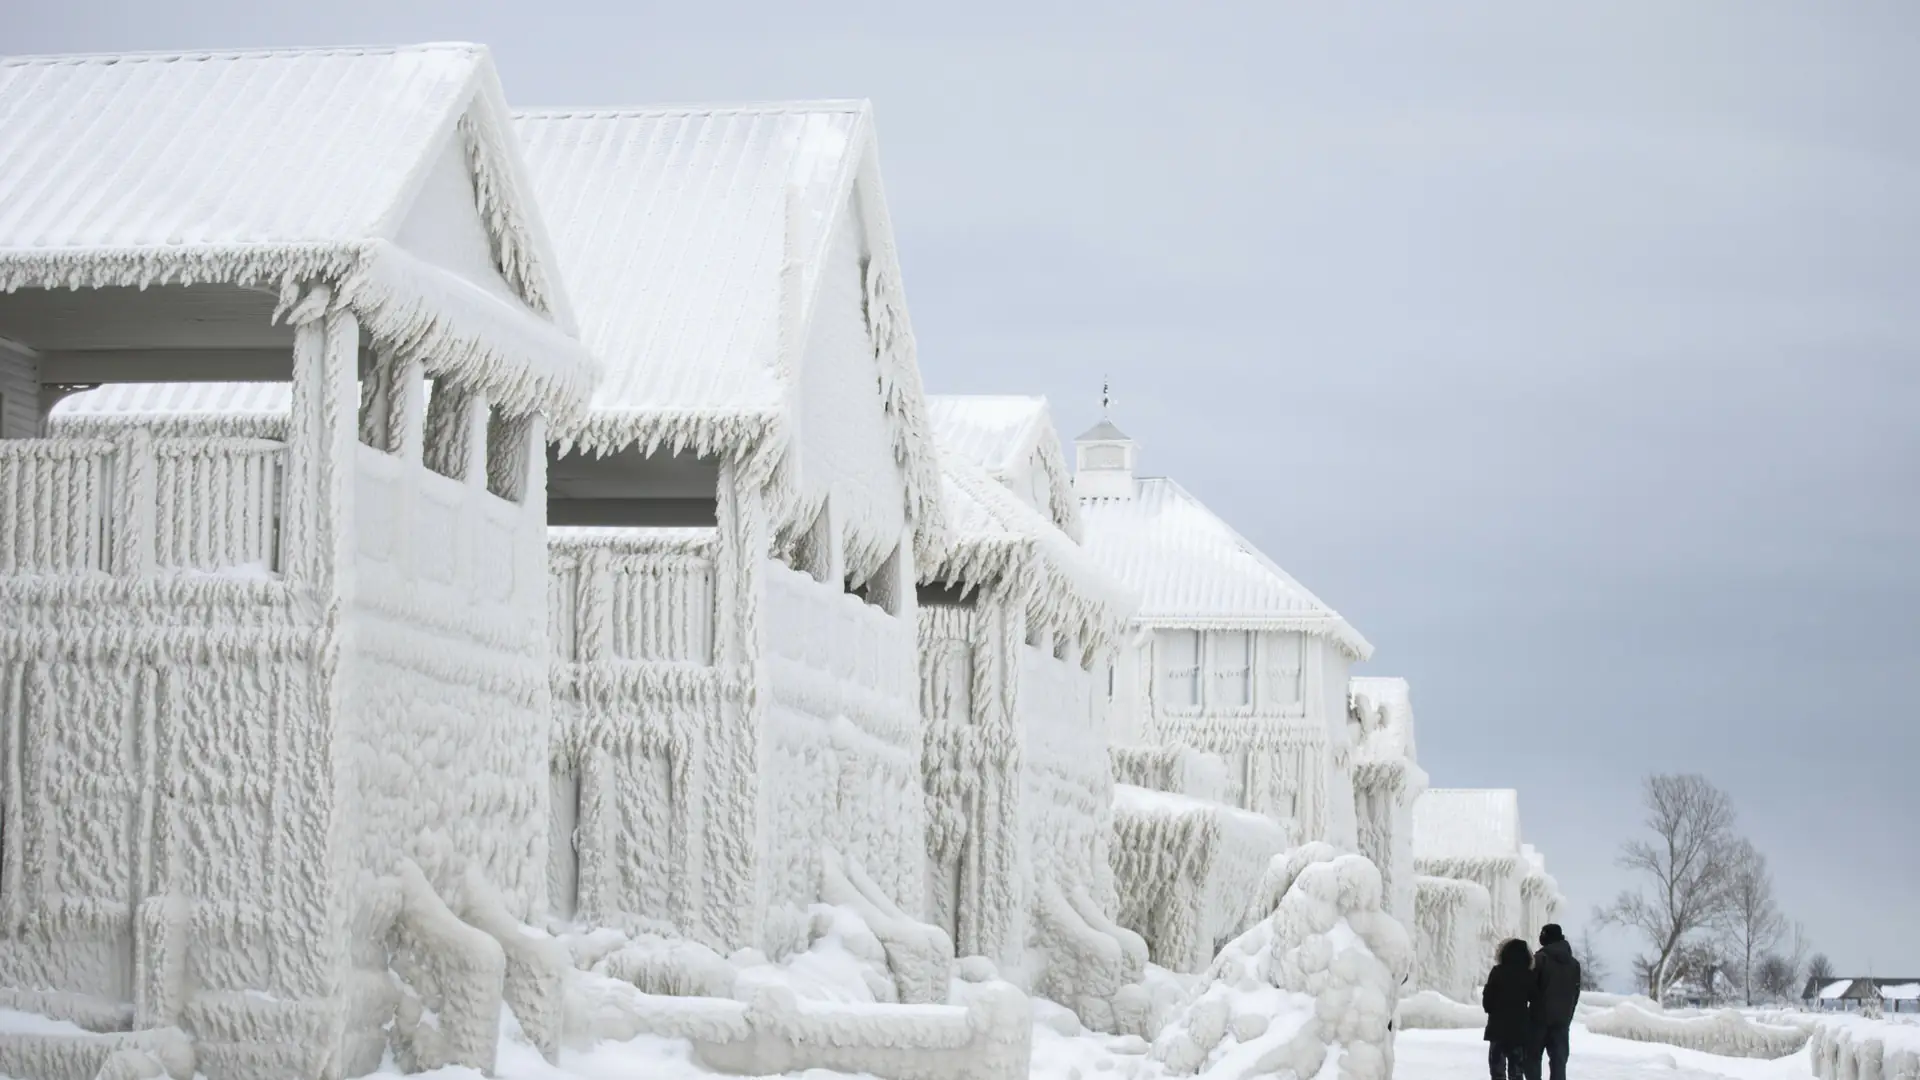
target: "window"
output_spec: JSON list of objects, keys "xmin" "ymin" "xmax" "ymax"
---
[
  {"xmin": 1265, "ymin": 633, "xmax": 1306, "ymax": 710},
  {"xmin": 1157, "ymin": 629, "xmax": 1201, "ymax": 707},
  {"xmin": 1211, "ymin": 630, "xmax": 1252, "ymax": 707}
]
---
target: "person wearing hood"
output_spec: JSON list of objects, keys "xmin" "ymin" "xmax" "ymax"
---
[
  {"xmin": 1531, "ymin": 923, "xmax": 1582, "ymax": 1080},
  {"xmin": 1482, "ymin": 938, "xmax": 1536, "ymax": 1080}
]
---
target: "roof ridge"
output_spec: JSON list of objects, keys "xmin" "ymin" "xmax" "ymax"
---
[
  {"xmin": 1, "ymin": 42, "xmax": 482, "ymax": 66},
  {"xmin": 1156, "ymin": 476, "xmax": 1368, "ymax": 639},
  {"xmin": 515, "ymin": 100, "xmax": 869, "ymax": 121}
]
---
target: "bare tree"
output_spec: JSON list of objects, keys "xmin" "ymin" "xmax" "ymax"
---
[
  {"xmin": 1808, "ymin": 952, "xmax": 1836, "ymax": 987},
  {"xmin": 1577, "ymin": 926, "xmax": 1611, "ymax": 992},
  {"xmin": 1755, "ymin": 953, "xmax": 1798, "ymax": 1001},
  {"xmin": 1599, "ymin": 774, "xmax": 1740, "ymax": 1000},
  {"xmin": 1723, "ymin": 839, "xmax": 1788, "ymax": 1004}
]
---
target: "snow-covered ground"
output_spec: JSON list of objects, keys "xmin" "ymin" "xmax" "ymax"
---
[{"xmin": 347, "ymin": 1011, "xmax": 1826, "ymax": 1080}]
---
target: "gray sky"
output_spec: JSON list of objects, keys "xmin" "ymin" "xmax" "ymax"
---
[{"xmin": 8, "ymin": 1, "xmax": 1917, "ymax": 981}]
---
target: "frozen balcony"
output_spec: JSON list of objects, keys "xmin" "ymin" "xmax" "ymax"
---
[
  {"xmin": 547, "ymin": 529, "xmax": 717, "ymax": 666},
  {"xmin": 0, "ymin": 432, "xmax": 284, "ymax": 578}
]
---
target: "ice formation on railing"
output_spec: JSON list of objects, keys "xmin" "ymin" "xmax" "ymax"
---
[
  {"xmin": 1109, "ymin": 785, "xmax": 1291, "ymax": 973},
  {"xmin": 1412, "ymin": 875, "xmax": 1493, "ymax": 1003},
  {"xmin": 1151, "ymin": 849, "xmax": 1412, "ymax": 1080},
  {"xmin": 0, "ymin": 435, "xmax": 286, "ymax": 577}
]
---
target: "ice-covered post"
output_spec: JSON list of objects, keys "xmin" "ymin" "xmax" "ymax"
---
[
  {"xmin": 111, "ymin": 427, "xmax": 155, "ymax": 577},
  {"xmin": 283, "ymin": 284, "xmax": 358, "ymax": 595}
]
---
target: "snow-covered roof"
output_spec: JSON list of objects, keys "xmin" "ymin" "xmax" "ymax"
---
[
  {"xmin": 1077, "ymin": 477, "xmax": 1371, "ymax": 659},
  {"xmin": 926, "ymin": 395, "xmax": 1081, "ymax": 539},
  {"xmin": 928, "ymin": 451, "xmax": 1135, "ymax": 647},
  {"xmin": 0, "ymin": 44, "xmax": 596, "ymax": 419},
  {"xmin": 1414, "ymin": 789, "xmax": 1523, "ymax": 862},
  {"xmin": 49, "ymin": 382, "xmax": 290, "ymax": 439},
  {"xmin": 1883, "ymin": 983, "xmax": 1920, "ymax": 1001},
  {"xmin": 1077, "ymin": 419, "xmax": 1130, "ymax": 442},
  {"xmin": 1821, "ymin": 980, "xmax": 1854, "ymax": 1001},
  {"xmin": 513, "ymin": 102, "xmax": 946, "ymax": 562}
]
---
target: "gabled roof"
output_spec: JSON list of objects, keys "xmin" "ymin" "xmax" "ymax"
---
[
  {"xmin": 1077, "ymin": 477, "xmax": 1371, "ymax": 659},
  {"xmin": 49, "ymin": 381, "xmax": 290, "ymax": 439},
  {"xmin": 927, "ymin": 452, "xmax": 1135, "ymax": 647},
  {"xmin": 1076, "ymin": 419, "xmax": 1130, "ymax": 442},
  {"xmin": 1414, "ymin": 789, "xmax": 1523, "ymax": 862},
  {"xmin": 926, "ymin": 394, "xmax": 1081, "ymax": 540},
  {"xmin": 513, "ymin": 101, "xmax": 945, "ymax": 562},
  {"xmin": 0, "ymin": 44, "xmax": 595, "ymax": 418}
]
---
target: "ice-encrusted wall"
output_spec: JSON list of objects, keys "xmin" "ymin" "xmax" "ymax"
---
[
  {"xmin": 762, "ymin": 556, "xmax": 926, "ymax": 937},
  {"xmin": 1348, "ymin": 678, "xmax": 1427, "ymax": 924},
  {"xmin": 917, "ymin": 595, "xmax": 1117, "ymax": 982},
  {"xmin": 1109, "ymin": 784, "xmax": 1289, "ymax": 973},
  {"xmin": 0, "ymin": 306, "xmax": 562, "ymax": 1076},
  {"xmin": 548, "ymin": 529, "xmax": 721, "ymax": 939},
  {"xmin": 1413, "ymin": 875, "xmax": 1493, "ymax": 1003},
  {"xmin": 1123, "ymin": 629, "xmax": 1355, "ymax": 848}
]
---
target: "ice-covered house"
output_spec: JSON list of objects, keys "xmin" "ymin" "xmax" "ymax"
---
[
  {"xmin": 1347, "ymin": 677, "xmax": 1429, "ymax": 924},
  {"xmin": 1077, "ymin": 418, "xmax": 1373, "ymax": 848},
  {"xmin": 916, "ymin": 395, "xmax": 1150, "ymax": 1030},
  {"xmin": 1518, "ymin": 843, "xmax": 1565, "ymax": 943},
  {"xmin": 515, "ymin": 103, "xmax": 948, "ymax": 959},
  {"xmin": 1412, "ymin": 788, "xmax": 1533, "ymax": 1000},
  {"xmin": 0, "ymin": 45, "xmax": 595, "ymax": 1077},
  {"xmin": 1072, "ymin": 418, "xmax": 1368, "ymax": 971}
]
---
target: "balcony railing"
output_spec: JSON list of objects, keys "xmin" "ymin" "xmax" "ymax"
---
[
  {"xmin": 0, "ymin": 435, "xmax": 284, "ymax": 577},
  {"xmin": 548, "ymin": 531, "xmax": 717, "ymax": 665}
]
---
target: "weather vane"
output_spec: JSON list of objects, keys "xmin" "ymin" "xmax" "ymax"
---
[{"xmin": 1101, "ymin": 377, "xmax": 1112, "ymax": 418}]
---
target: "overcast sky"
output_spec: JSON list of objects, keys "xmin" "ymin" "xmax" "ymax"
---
[{"xmin": 8, "ymin": 2, "xmax": 1916, "ymax": 982}]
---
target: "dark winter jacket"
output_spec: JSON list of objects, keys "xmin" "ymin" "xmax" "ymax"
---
[
  {"xmin": 1483, "ymin": 943, "xmax": 1536, "ymax": 1045},
  {"xmin": 1532, "ymin": 938, "xmax": 1583, "ymax": 1028}
]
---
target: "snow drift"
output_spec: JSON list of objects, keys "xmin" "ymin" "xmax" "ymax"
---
[
  {"xmin": 1582, "ymin": 1001, "xmax": 1809, "ymax": 1059},
  {"xmin": 1395, "ymin": 989, "xmax": 1486, "ymax": 1030},
  {"xmin": 1149, "ymin": 848, "xmax": 1411, "ymax": 1080}
]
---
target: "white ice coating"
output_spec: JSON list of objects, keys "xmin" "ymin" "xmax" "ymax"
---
[
  {"xmin": 0, "ymin": 39, "xmax": 1577, "ymax": 1080},
  {"xmin": 1150, "ymin": 850, "xmax": 1411, "ymax": 1080},
  {"xmin": 1412, "ymin": 787, "xmax": 1530, "ymax": 990},
  {"xmin": 1109, "ymin": 786, "xmax": 1291, "ymax": 974},
  {"xmin": 1412, "ymin": 876, "xmax": 1494, "ymax": 1003},
  {"xmin": 1346, "ymin": 678, "xmax": 1428, "ymax": 925},
  {"xmin": 1811, "ymin": 1018, "xmax": 1920, "ymax": 1080}
]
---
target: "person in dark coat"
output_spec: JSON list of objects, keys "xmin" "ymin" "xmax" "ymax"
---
[
  {"xmin": 1482, "ymin": 938, "xmax": 1535, "ymax": 1080},
  {"xmin": 1531, "ymin": 923, "xmax": 1583, "ymax": 1080}
]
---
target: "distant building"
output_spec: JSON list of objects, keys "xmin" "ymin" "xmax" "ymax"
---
[{"xmin": 1804, "ymin": 977, "xmax": 1920, "ymax": 1013}]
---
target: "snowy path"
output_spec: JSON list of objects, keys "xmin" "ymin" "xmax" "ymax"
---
[
  {"xmin": 228, "ymin": 1015, "xmax": 1833, "ymax": 1080},
  {"xmin": 1396, "ymin": 1027, "xmax": 1815, "ymax": 1080}
]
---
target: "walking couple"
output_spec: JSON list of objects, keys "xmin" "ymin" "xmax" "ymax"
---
[{"xmin": 1483, "ymin": 923, "xmax": 1583, "ymax": 1080}]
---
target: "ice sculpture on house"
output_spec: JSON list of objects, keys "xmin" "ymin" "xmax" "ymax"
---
[
  {"xmin": 916, "ymin": 396, "xmax": 1155, "ymax": 1033},
  {"xmin": 1151, "ymin": 848, "xmax": 1413, "ymax": 1080},
  {"xmin": 515, "ymin": 101, "xmax": 948, "ymax": 959},
  {"xmin": 1346, "ymin": 677, "xmax": 1429, "ymax": 924},
  {"xmin": 0, "ymin": 44, "xmax": 598, "ymax": 1078},
  {"xmin": 1411, "ymin": 876, "xmax": 1494, "ymax": 1003},
  {"xmin": 1412, "ymin": 789, "xmax": 1529, "ymax": 998},
  {"xmin": 1519, "ymin": 844, "xmax": 1566, "ymax": 944}
]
